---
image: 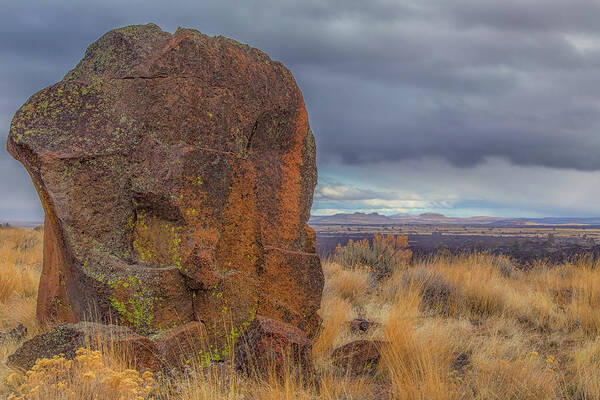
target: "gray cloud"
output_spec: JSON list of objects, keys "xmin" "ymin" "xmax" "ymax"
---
[
  {"xmin": 314, "ymin": 179, "xmax": 400, "ymax": 201},
  {"xmin": 315, "ymin": 157, "xmax": 600, "ymax": 217},
  {"xmin": 445, "ymin": 0, "xmax": 600, "ymax": 32}
]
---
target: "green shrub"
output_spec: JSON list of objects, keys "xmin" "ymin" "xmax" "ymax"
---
[{"xmin": 333, "ymin": 234, "xmax": 412, "ymax": 280}]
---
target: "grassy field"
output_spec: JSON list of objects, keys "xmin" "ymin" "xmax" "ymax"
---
[{"xmin": 3, "ymin": 228, "xmax": 600, "ymax": 398}]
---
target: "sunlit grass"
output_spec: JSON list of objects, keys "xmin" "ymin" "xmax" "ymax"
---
[
  {"xmin": 0, "ymin": 227, "xmax": 42, "ymax": 398},
  {"xmin": 5, "ymin": 230, "xmax": 600, "ymax": 398}
]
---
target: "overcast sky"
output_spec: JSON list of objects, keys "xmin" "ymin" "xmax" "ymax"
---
[{"xmin": 3, "ymin": 0, "xmax": 600, "ymax": 220}]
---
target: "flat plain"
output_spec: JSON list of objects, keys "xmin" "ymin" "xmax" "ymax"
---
[{"xmin": 313, "ymin": 223, "xmax": 600, "ymax": 264}]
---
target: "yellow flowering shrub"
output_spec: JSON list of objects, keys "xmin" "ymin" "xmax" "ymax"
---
[{"xmin": 6, "ymin": 348, "xmax": 155, "ymax": 400}]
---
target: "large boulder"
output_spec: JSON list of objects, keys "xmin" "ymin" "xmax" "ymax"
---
[{"xmin": 7, "ymin": 24, "xmax": 323, "ymax": 344}]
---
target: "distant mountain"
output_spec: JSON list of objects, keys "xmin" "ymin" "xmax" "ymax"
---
[
  {"xmin": 309, "ymin": 213, "xmax": 600, "ymax": 226},
  {"xmin": 389, "ymin": 212, "xmax": 412, "ymax": 218},
  {"xmin": 417, "ymin": 213, "xmax": 446, "ymax": 218},
  {"xmin": 310, "ymin": 212, "xmax": 393, "ymax": 225}
]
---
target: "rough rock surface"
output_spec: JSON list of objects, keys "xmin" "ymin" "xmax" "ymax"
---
[
  {"xmin": 154, "ymin": 321, "xmax": 208, "ymax": 368},
  {"xmin": 332, "ymin": 340, "xmax": 388, "ymax": 375},
  {"xmin": 7, "ymin": 24, "xmax": 323, "ymax": 343},
  {"xmin": 7, "ymin": 323, "xmax": 161, "ymax": 371},
  {"xmin": 349, "ymin": 318, "xmax": 380, "ymax": 334},
  {"xmin": 234, "ymin": 315, "xmax": 314, "ymax": 378}
]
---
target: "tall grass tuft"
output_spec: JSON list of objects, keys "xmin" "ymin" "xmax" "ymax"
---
[
  {"xmin": 0, "ymin": 229, "xmax": 41, "ymax": 304},
  {"xmin": 381, "ymin": 284, "xmax": 456, "ymax": 399}
]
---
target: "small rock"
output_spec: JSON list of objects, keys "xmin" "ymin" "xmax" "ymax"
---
[
  {"xmin": 450, "ymin": 351, "xmax": 471, "ymax": 374},
  {"xmin": 349, "ymin": 318, "xmax": 380, "ymax": 334},
  {"xmin": 332, "ymin": 340, "xmax": 388, "ymax": 375},
  {"xmin": 7, "ymin": 322, "xmax": 161, "ymax": 371},
  {"xmin": 0, "ymin": 323, "xmax": 27, "ymax": 343},
  {"xmin": 234, "ymin": 316, "xmax": 314, "ymax": 379}
]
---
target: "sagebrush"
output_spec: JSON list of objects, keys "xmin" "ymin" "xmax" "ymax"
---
[{"xmin": 333, "ymin": 234, "xmax": 412, "ymax": 280}]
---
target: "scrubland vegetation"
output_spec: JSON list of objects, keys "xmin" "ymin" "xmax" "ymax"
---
[
  {"xmin": 5, "ymin": 227, "xmax": 600, "ymax": 398},
  {"xmin": 0, "ymin": 227, "xmax": 41, "ymax": 390}
]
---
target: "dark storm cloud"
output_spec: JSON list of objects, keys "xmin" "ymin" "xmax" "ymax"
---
[
  {"xmin": 3, "ymin": 0, "xmax": 600, "ymax": 219},
  {"xmin": 445, "ymin": 0, "xmax": 600, "ymax": 32},
  {"xmin": 4, "ymin": 0, "xmax": 600, "ymax": 169}
]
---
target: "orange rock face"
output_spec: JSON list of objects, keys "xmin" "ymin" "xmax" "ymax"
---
[{"xmin": 7, "ymin": 24, "xmax": 323, "ymax": 343}]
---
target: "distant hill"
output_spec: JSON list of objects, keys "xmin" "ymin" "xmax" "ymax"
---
[
  {"xmin": 309, "ymin": 212, "xmax": 600, "ymax": 226},
  {"xmin": 310, "ymin": 212, "xmax": 394, "ymax": 225}
]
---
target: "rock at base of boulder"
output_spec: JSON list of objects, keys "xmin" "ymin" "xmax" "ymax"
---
[
  {"xmin": 332, "ymin": 340, "xmax": 388, "ymax": 376},
  {"xmin": 7, "ymin": 322, "xmax": 161, "ymax": 371},
  {"xmin": 154, "ymin": 321, "xmax": 209, "ymax": 368},
  {"xmin": 234, "ymin": 315, "xmax": 314, "ymax": 380}
]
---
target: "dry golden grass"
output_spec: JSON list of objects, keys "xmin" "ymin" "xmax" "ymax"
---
[
  {"xmin": 382, "ymin": 284, "xmax": 455, "ymax": 400},
  {"xmin": 7, "ymin": 230, "xmax": 600, "ymax": 398},
  {"xmin": 0, "ymin": 227, "xmax": 42, "ymax": 398},
  {"xmin": 0, "ymin": 228, "xmax": 41, "ymax": 303},
  {"xmin": 329, "ymin": 266, "xmax": 371, "ymax": 305}
]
